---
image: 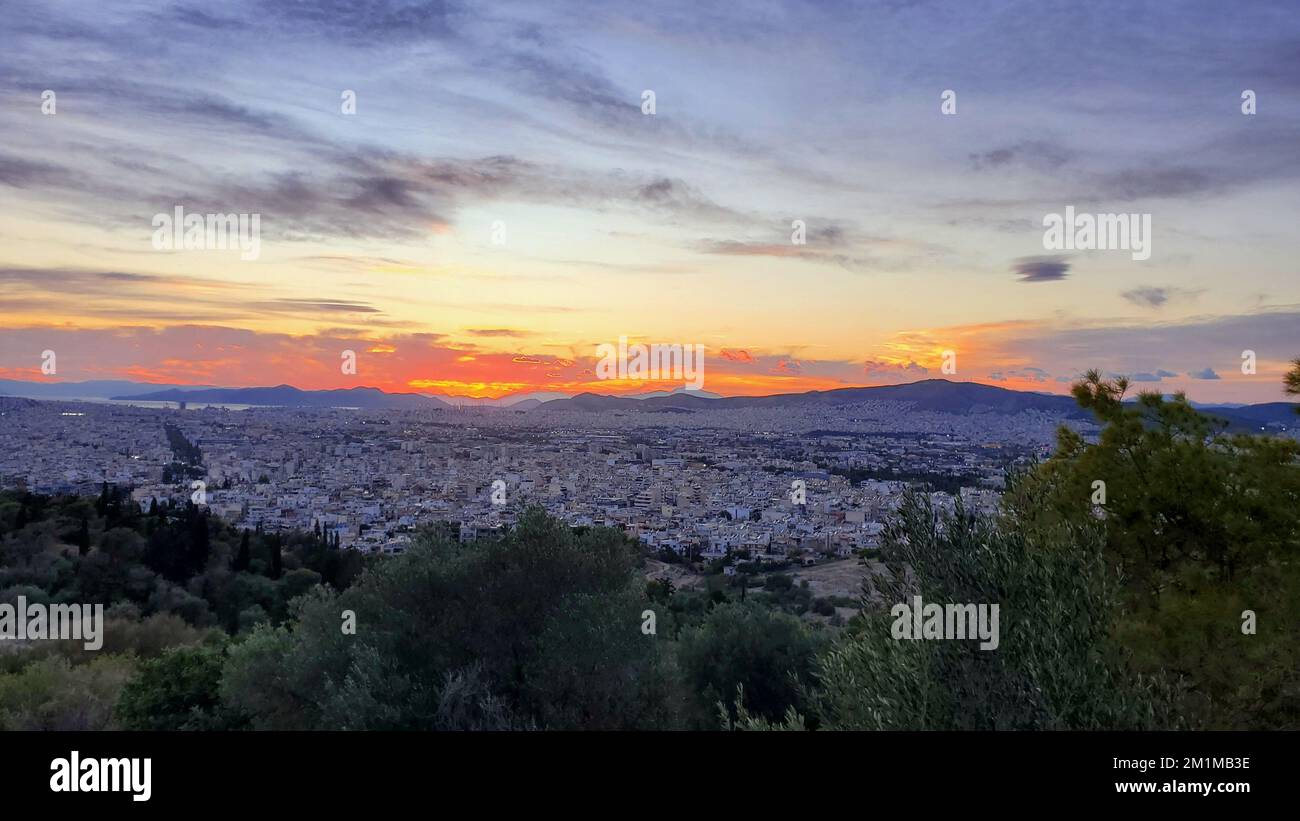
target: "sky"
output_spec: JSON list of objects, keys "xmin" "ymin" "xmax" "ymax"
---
[{"xmin": 1, "ymin": 0, "xmax": 1298, "ymax": 402}]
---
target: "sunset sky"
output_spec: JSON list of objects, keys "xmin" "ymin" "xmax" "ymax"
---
[{"xmin": 2, "ymin": 0, "xmax": 1298, "ymax": 402}]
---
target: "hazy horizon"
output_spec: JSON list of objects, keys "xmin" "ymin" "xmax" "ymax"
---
[{"xmin": 4, "ymin": 373, "xmax": 1297, "ymax": 409}]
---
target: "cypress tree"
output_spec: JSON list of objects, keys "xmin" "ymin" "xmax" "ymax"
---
[
  {"xmin": 269, "ymin": 534, "xmax": 283, "ymax": 579},
  {"xmin": 77, "ymin": 518, "xmax": 90, "ymax": 556},
  {"xmin": 191, "ymin": 510, "xmax": 211, "ymax": 574},
  {"xmin": 233, "ymin": 530, "xmax": 251, "ymax": 573}
]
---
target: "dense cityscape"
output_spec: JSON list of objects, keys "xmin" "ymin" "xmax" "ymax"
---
[{"xmin": 0, "ymin": 393, "xmax": 1065, "ymax": 576}]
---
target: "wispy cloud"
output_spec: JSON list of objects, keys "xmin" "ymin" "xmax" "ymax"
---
[{"xmin": 1121, "ymin": 286, "xmax": 1202, "ymax": 309}]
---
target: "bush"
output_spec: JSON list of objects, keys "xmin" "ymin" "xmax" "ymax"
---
[
  {"xmin": 678, "ymin": 601, "xmax": 825, "ymax": 728},
  {"xmin": 117, "ymin": 643, "xmax": 236, "ymax": 730}
]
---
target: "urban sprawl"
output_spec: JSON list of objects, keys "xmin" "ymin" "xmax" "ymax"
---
[{"xmin": 0, "ymin": 396, "xmax": 1085, "ymax": 574}]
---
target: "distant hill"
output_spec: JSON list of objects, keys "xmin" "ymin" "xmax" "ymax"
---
[
  {"xmin": 0, "ymin": 396, "xmax": 39, "ymax": 410},
  {"xmin": 8, "ymin": 377, "xmax": 1295, "ymax": 424},
  {"xmin": 111, "ymin": 385, "xmax": 451, "ymax": 409},
  {"xmin": 627, "ymin": 387, "xmax": 724, "ymax": 400},
  {"xmin": 439, "ymin": 391, "xmax": 569, "ymax": 407},
  {"xmin": 535, "ymin": 379, "xmax": 1090, "ymax": 416},
  {"xmin": 0, "ymin": 379, "xmax": 216, "ymax": 400},
  {"xmin": 534, "ymin": 379, "xmax": 1300, "ymax": 430},
  {"xmin": 1198, "ymin": 402, "xmax": 1298, "ymax": 431}
]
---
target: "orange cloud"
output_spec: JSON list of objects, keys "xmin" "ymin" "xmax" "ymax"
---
[
  {"xmin": 4, "ymin": 313, "xmax": 1284, "ymax": 404},
  {"xmin": 720, "ymin": 348, "xmax": 754, "ymax": 362}
]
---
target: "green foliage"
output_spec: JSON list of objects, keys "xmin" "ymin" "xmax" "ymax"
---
[
  {"xmin": 1285, "ymin": 358, "xmax": 1300, "ymax": 406},
  {"xmin": 763, "ymin": 573, "xmax": 794, "ymax": 592},
  {"xmin": 433, "ymin": 663, "xmax": 534, "ymax": 730},
  {"xmin": 0, "ymin": 489, "xmax": 364, "ymax": 633},
  {"xmin": 117, "ymin": 642, "xmax": 239, "ymax": 730},
  {"xmin": 1008, "ymin": 371, "xmax": 1300, "ymax": 596},
  {"xmin": 805, "ymin": 492, "xmax": 1178, "ymax": 730},
  {"xmin": 677, "ymin": 601, "xmax": 825, "ymax": 728},
  {"xmin": 1111, "ymin": 559, "xmax": 1300, "ymax": 729},
  {"xmin": 645, "ymin": 578, "xmax": 675, "ymax": 603},
  {"xmin": 720, "ymin": 686, "xmax": 809, "ymax": 731},
  {"xmin": 0, "ymin": 487, "xmax": 367, "ymax": 731},
  {"xmin": 0, "ymin": 654, "xmax": 135, "ymax": 730},
  {"xmin": 1003, "ymin": 370, "xmax": 1300, "ymax": 728},
  {"xmin": 220, "ymin": 507, "xmax": 685, "ymax": 729}
]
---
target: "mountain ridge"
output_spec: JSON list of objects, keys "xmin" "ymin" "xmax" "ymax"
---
[
  {"xmin": 1, "ymin": 378, "xmax": 1294, "ymax": 426},
  {"xmin": 534, "ymin": 379, "xmax": 1088, "ymax": 415},
  {"xmin": 532, "ymin": 379, "xmax": 1298, "ymax": 429}
]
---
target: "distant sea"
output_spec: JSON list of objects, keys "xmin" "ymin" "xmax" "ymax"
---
[{"xmin": 8, "ymin": 394, "xmax": 254, "ymax": 411}]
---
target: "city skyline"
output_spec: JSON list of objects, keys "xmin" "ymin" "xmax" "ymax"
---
[{"xmin": 3, "ymin": 0, "xmax": 1300, "ymax": 402}]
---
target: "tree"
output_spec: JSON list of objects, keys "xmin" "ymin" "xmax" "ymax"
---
[
  {"xmin": 221, "ymin": 508, "xmax": 685, "ymax": 730},
  {"xmin": 188, "ymin": 507, "xmax": 211, "ymax": 576},
  {"xmin": 0, "ymin": 655, "xmax": 135, "ymax": 731},
  {"xmin": 232, "ymin": 530, "xmax": 251, "ymax": 573},
  {"xmin": 1003, "ymin": 371, "xmax": 1300, "ymax": 728},
  {"xmin": 78, "ymin": 528, "xmax": 151, "ymax": 604},
  {"xmin": 277, "ymin": 568, "xmax": 322, "ymax": 610},
  {"xmin": 646, "ymin": 578, "xmax": 675, "ymax": 603},
  {"xmin": 116, "ymin": 642, "xmax": 237, "ymax": 730},
  {"xmin": 677, "ymin": 601, "xmax": 824, "ymax": 728},
  {"xmin": 76, "ymin": 518, "xmax": 90, "ymax": 556},
  {"xmin": 268, "ymin": 534, "xmax": 282, "ymax": 579},
  {"xmin": 1008, "ymin": 370, "xmax": 1300, "ymax": 597},
  {"xmin": 1286, "ymin": 357, "xmax": 1300, "ymax": 412},
  {"xmin": 800, "ymin": 492, "xmax": 1178, "ymax": 730}
]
